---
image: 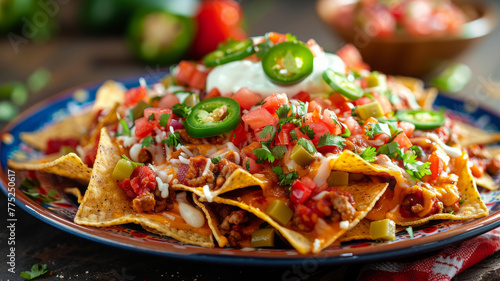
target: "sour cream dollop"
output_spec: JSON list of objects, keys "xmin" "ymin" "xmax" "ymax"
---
[{"xmin": 206, "ymin": 53, "xmax": 346, "ymax": 98}]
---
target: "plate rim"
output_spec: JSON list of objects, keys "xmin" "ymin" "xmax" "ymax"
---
[{"xmin": 1, "ymin": 74, "xmax": 500, "ymax": 266}]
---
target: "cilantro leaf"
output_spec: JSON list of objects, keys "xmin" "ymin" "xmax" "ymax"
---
[
  {"xmin": 172, "ymin": 103, "xmax": 192, "ymax": 118},
  {"xmin": 276, "ymin": 103, "xmax": 305, "ymax": 127},
  {"xmin": 20, "ymin": 264, "xmax": 48, "ymax": 280},
  {"xmin": 377, "ymin": 142, "xmax": 401, "ymax": 159},
  {"xmin": 162, "ymin": 132, "xmax": 182, "ymax": 148},
  {"xmin": 364, "ymin": 122, "xmax": 392, "ymax": 138},
  {"xmin": 357, "ymin": 146, "xmax": 377, "ymax": 162},
  {"xmin": 299, "ymin": 125, "xmax": 315, "ymax": 139},
  {"xmin": 410, "ymin": 145, "xmax": 424, "ymax": 157},
  {"xmin": 253, "ymin": 145, "xmax": 275, "ymax": 163},
  {"xmin": 259, "ymin": 125, "xmax": 277, "ymax": 146},
  {"xmin": 271, "ymin": 145, "xmax": 288, "ymax": 160},
  {"xmin": 159, "ymin": 113, "xmax": 170, "ymax": 127},
  {"xmin": 148, "ymin": 113, "xmax": 155, "ymax": 121},
  {"xmin": 276, "ymin": 104, "xmax": 291, "ymax": 120},
  {"xmin": 116, "ymin": 119, "xmax": 131, "ymax": 137},
  {"xmin": 290, "ymin": 130, "xmax": 298, "ymax": 140},
  {"xmin": 142, "ymin": 136, "xmax": 154, "ymax": 147},
  {"xmin": 211, "ymin": 156, "xmax": 221, "ymax": 164},
  {"xmin": 297, "ymin": 138, "xmax": 316, "ymax": 154},
  {"xmin": 272, "ymin": 166, "xmax": 298, "ymax": 186},
  {"xmin": 317, "ymin": 133, "xmax": 345, "ymax": 148},
  {"xmin": 245, "ymin": 159, "xmax": 250, "ymax": 171},
  {"xmin": 404, "ymin": 157, "xmax": 431, "ymax": 180},
  {"xmin": 256, "ymin": 38, "xmax": 273, "ymax": 58}
]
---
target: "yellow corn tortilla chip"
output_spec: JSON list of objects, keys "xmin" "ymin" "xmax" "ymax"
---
[
  {"xmin": 474, "ymin": 173, "xmax": 499, "ymax": 191},
  {"xmin": 201, "ymin": 182, "xmax": 388, "ymax": 254},
  {"xmin": 340, "ymin": 219, "xmax": 407, "ymax": 242},
  {"xmin": 391, "ymin": 76, "xmax": 437, "ymax": 110},
  {"xmin": 64, "ymin": 187, "xmax": 83, "ymax": 203},
  {"xmin": 8, "ymin": 153, "xmax": 91, "ymax": 183},
  {"xmin": 172, "ymin": 168, "xmax": 265, "ymax": 198},
  {"xmin": 455, "ymin": 121, "xmax": 500, "ymax": 146},
  {"xmin": 20, "ymin": 111, "xmax": 95, "ymax": 152},
  {"xmin": 74, "ymin": 128, "xmax": 214, "ymax": 248},
  {"xmin": 92, "ymin": 80, "xmax": 126, "ymax": 112},
  {"xmin": 192, "ymin": 195, "xmax": 229, "ymax": 248},
  {"xmin": 331, "ymin": 150, "xmax": 488, "ymax": 225}
]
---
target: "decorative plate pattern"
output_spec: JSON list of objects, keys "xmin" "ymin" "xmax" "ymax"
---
[{"xmin": 1, "ymin": 72, "xmax": 500, "ymax": 266}]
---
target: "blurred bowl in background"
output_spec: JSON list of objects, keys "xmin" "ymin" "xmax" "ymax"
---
[{"xmin": 316, "ymin": 0, "xmax": 497, "ymax": 77}]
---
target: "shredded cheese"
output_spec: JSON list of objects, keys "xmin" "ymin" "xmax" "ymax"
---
[
  {"xmin": 313, "ymin": 239, "xmax": 321, "ymax": 252},
  {"xmin": 339, "ymin": 220, "xmax": 349, "ymax": 229},
  {"xmin": 129, "ymin": 143, "xmax": 143, "ymax": 162},
  {"xmin": 203, "ymin": 184, "xmax": 214, "ymax": 202},
  {"xmin": 202, "ymin": 158, "xmax": 211, "ymax": 176}
]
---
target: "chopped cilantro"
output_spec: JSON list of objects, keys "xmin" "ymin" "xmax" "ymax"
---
[
  {"xmin": 148, "ymin": 113, "xmax": 155, "ymax": 121},
  {"xmin": 450, "ymin": 210, "xmax": 454, "ymax": 214},
  {"xmin": 340, "ymin": 125, "xmax": 351, "ymax": 138},
  {"xmin": 122, "ymin": 155, "xmax": 144, "ymax": 167},
  {"xmin": 142, "ymin": 136, "xmax": 154, "ymax": 147},
  {"xmin": 459, "ymin": 199, "xmax": 465, "ymax": 204},
  {"xmin": 256, "ymin": 38, "xmax": 273, "ymax": 58},
  {"xmin": 272, "ymin": 166, "xmax": 298, "ymax": 186},
  {"xmin": 276, "ymin": 102, "xmax": 305, "ymax": 127},
  {"xmin": 245, "ymin": 159, "xmax": 250, "ymax": 171},
  {"xmin": 211, "ymin": 156, "xmax": 221, "ymax": 164},
  {"xmin": 364, "ymin": 92, "xmax": 375, "ymax": 100},
  {"xmin": 117, "ymin": 119, "xmax": 131, "ymax": 137},
  {"xmin": 297, "ymin": 138, "xmax": 316, "ymax": 154},
  {"xmin": 259, "ymin": 125, "xmax": 277, "ymax": 146},
  {"xmin": 162, "ymin": 132, "xmax": 182, "ymax": 148},
  {"xmin": 172, "ymin": 103, "xmax": 192, "ymax": 118},
  {"xmin": 406, "ymin": 226, "xmax": 414, "ymax": 239},
  {"xmin": 290, "ymin": 130, "xmax": 298, "ymax": 140},
  {"xmin": 388, "ymin": 129, "xmax": 404, "ymax": 143},
  {"xmin": 410, "ymin": 145, "xmax": 424, "ymax": 157},
  {"xmin": 271, "ymin": 145, "xmax": 288, "ymax": 160},
  {"xmin": 253, "ymin": 144, "xmax": 275, "ymax": 163},
  {"xmin": 364, "ymin": 122, "xmax": 392, "ymax": 138},
  {"xmin": 351, "ymin": 107, "xmax": 358, "ymax": 117},
  {"xmin": 401, "ymin": 151, "xmax": 431, "ymax": 180},
  {"xmin": 285, "ymin": 33, "xmax": 298, "ymax": 42},
  {"xmin": 357, "ymin": 146, "xmax": 377, "ymax": 162},
  {"xmin": 377, "ymin": 142, "xmax": 401, "ymax": 159},
  {"xmin": 159, "ymin": 113, "xmax": 170, "ymax": 127},
  {"xmin": 20, "ymin": 264, "xmax": 48, "ymax": 280},
  {"xmin": 299, "ymin": 125, "xmax": 315, "ymax": 139},
  {"xmin": 317, "ymin": 133, "xmax": 345, "ymax": 148}
]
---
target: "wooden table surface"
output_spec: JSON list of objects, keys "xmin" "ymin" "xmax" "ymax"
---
[{"xmin": 1, "ymin": 0, "xmax": 500, "ymax": 280}]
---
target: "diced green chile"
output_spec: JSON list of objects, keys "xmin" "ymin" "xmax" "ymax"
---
[
  {"xmin": 185, "ymin": 97, "xmax": 241, "ymax": 138},
  {"xmin": 203, "ymin": 39, "xmax": 256, "ymax": 67},
  {"xmin": 262, "ymin": 41, "xmax": 314, "ymax": 85}
]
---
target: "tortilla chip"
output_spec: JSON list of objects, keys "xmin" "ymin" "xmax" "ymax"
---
[
  {"xmin": 455, "ymin": 121, "xmax": 500, "ymax": 146},
  {"xmin": 340, "ymin": 219, "xmax": 407, "ymax": 242},
  {"xmin": 172, "ymin": 168, "xmax": 265, "ymax": 198},
  {"xmin": 74, "ymin": 128, "xmax": 214, "ymax": 248},
  {"xmin": 486, "ymin": 146, "xmax": 500, "ymax": 156},
  {"xmin": 386, "ymin": 153, "xmax": 488, "ymax": 226},
  {"xmin": 192, "ymin": 195, "xmax": 229, "ymax": 248},
  {"xmin": 64, "ymin": 187, "xmax": 83, "ymax": 203},
  {"xmin": 474, "ymin": 173, "xmax": 499, "ymax": 191},
  {"xmin": 202, "ymin": 182, "xmax": 387, "ymax": 254},
  {"xmin": 92, "ymin": 80, "xmax": 126, "ymax": 112},
  {"xmin": 392, "ymin": 76, "xmax": 436, "ymax": 110},
  {"xmin": 8, "ymin": 153, "xmax": 91, "ymax": 183},
  {"xmin": 20, "ymin": 111, "xmax": 95, "ymax": 152}
]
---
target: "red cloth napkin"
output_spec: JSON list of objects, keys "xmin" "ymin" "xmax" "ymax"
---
[{"xmin": 358, "ymin": 228, "xmax": 500, "ymax": 281}]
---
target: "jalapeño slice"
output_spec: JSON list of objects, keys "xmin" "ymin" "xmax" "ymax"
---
[
  {"xmin": 185, "ymin": 97, "xmax": 241, "ymax": 138},
  {"xmin": 262, "ymin": 41, "xmax": 314, "ymax": 85},
  {"xmin": 203, "ymin": 39, "xmax": 255, "ymax": 67},
  {"xmin": 396, "ymin": 110, "xmax": 445, "ymax": 130},
  {"xmin": 323, "ymin": 68, "xmax": 363, "ymax": 100}
]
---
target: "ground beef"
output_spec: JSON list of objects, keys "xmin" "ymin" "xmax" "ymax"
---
[
  {"xmin": 178, "ymin": 129, "xmax": 225, "ymax": 145},
  {"xmin": 177, "ymin": 156, "xmax": 239, "ymax": 190},
  {"xmin": 214, "ymin": 159, "xmax": 239, "ymax": 189},
  {"xmin": 132, "ymin": 193, "xmax": 156, "ymax": 213},
  {"xmin": 218, "ymin": 209, "xmax": 249, "ymax": 247},
  {"xmin": 153, "ymin": 188, "xmax": 176, "ymax": 213}
]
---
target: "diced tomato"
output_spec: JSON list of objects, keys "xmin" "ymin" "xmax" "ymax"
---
[
  {"xmin": 46, "ymin": 138, "xmax": 79, "ymax": 154},
  {"xmin": 306, "ymin": 39, "xmax": 324, "ymax": 57},
  {"xmin": 189, "ymin": 69, "xmax": 208, "ymax": 91},
  {"xmin": 277, "ymin": 123, "xmax": 296, "ymax": 146},
  {"xmin": 242, "ymin": 108, "xmax": 278, "ymax": 130},
  {"xmin": 241, "ymin": 142, "xmax": 261, "ymax": 161},
  {"xmin": 429, "ymin": 151, "xmax": 444, "ymax": 181},
  {"xmin": 317, "ymin": 145, "xmax": 342, "ymax": 155},
  {"xmin": 134, "ymin": 117, "xmax": 158, "ymax": 138},
  {"xmin": 307, "ymin": 122, "xmax": 330, "ymax": 146},
  {"xmin": 175, "ymin": 61, "xmax": 197, "ymax": 86},
  {"xmin": 344, "ymin": 116, "xmax": 362, "ymax": 135},
  {"xmin": 290, "ymin": 177, "xmax": 317, "ymax": 205},
  {"xmin": 470, "ymin": 158, "xmax": 486, "ymax": 178},
  {"xmin": 245, "ymin": 157, "xmax": 261, "ymax": 173},
  {"xmin": 361, "ymin": 117, "xmax": 379, "ymax": 135},
  {"xmin": 321, "ymin": 109, "xmax": 342, "ymax": 135},
  {"xmin": 230, "ymin": 124, "xmax": 247, "ymax": 146},
  {"xmin": 261, "ymin": 93, "xmax": 288, "ymax": 115},
  {"xmin": 367, "ymin": 133, "xmax": 390, "ymax": 147},
  {"xmin": 335, "ymin": 44, "xmax": 370, "ymax": 72},
  {"xmin": 124, "ymin": 87, "xmax": 147, "ymax": 107},
  {"xmin": 232, "ymin": 87, "xmax": 263, "ymax": 110},
  {"xmin": 373, "ymin": 93, "xmax": 392, "ymax": 115},
  {"xmin": 118, "ymin": 165, "xmax": 157, "ymax": 198},
  {"xmin": 398, "ymin": 121, "xmax": 415, "ymax": 138},
  {"xmin": 293, "ymin": 127, "xmax": 307, "ymax": 140},
  {"xmin": 291, "ymin": 91, "xmax": 310, "ymax": 103},
  {"xmin": 393, "ymin": 133, "xmax": 412, "ymax": 149},
  {"xmin": 143, "ymin": 107, "xmax": 173, "ymax": 127},
  {"xmin": 158, "ymin": 93, "xmax": 180, "ymax": 109},
  {"xmin": 307, "ymin": 101, "xmax": 323, "ymax": 114},
  {"xmin": 268, "ymin": 32, "xmax": 287, "ymax": 44},
  {"xmin": 202, "ymin": 87, "xmax": 221, "ymax": 100},
  {"xmin": 329, "ymin": 93, "xmax": 352, "ymax": 116},
  {"xmin": 254, "ymin": 126, "xmax": 274, "ymax": 143},
  {"xmin": 354, "ymin": 96, "xmax": 373, "ymax": 107}
]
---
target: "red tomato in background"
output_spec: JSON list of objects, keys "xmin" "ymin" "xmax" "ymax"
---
[
  {"xmin": 241, "ymin": 108, "xmax": 277, "ymax": 130},
  {"xmin": 190, "ymin": 0, "xmax": 247, "ymax": 59},
  {"xmin": 261, "ymin": 93, "xmax": 288, "ymax": 115},
  {"xmin": 335, "ymin": 44, "xmax": 370, "ymax": 72},
  {"xmin": 232, "ymin": 87, "xmax": 262, "ymax": 110}
]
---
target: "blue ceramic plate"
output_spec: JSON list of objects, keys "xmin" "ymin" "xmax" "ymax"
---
[{"xmin": 1, "ymin": 73, "xmax": 500, "ymax": 266}]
